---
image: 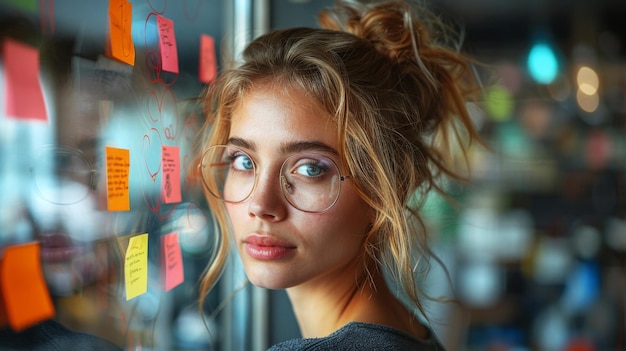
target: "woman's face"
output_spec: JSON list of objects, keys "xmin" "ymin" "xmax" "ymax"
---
[{"xmin": 224, "ymin": 84, "xmax": 372, "ymax": 290}]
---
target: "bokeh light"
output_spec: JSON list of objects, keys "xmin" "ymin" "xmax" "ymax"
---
[
  {"xmin": 576, "ymin": 88, "xmax": 600, "ymax": 113},
  {"xmin": 528, "ymin": 42, "xmax": 559, "ymax": 84},
  {"xmin": 577, "ymin": 66, "xmax": 599, "ymax": 96},
  {"xmin": 575, "ymin": 66, "xmax": 601, "ymax": 113},
  {"xmin": 485, "ymin": 85, "xmax": 514, "ymax": 122}
]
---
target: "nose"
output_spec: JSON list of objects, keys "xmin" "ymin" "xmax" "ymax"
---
[{"xmin": 247, "ymin": 169, "xmax": 287, "ymax": 221}]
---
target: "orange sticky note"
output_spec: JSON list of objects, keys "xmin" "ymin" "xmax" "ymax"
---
[
  {"xmin": 157, "ymin": 15, "xmax": 179, "ymax": 73},
  {"xmin": 161, "ymin": 232, "xmax": 184, "ymax": 291},
  {"xmin": 0, "ymin": 242, "xmax": 55, "ymax": 331},
  {"xmin": 105, "ymin": 146, "xmax": 130, "ymax": 211},
  {"xmin": 162, "ymin": 146, "xmax": 182, "ymax": 204},
  {"xmin": 124, "ymin": 233, "xmax": 148, "ymax": 300},
  {"xmin": 0, "ymin": 282, "xmax": 6, "ymax": 327},
  {"xmin": 2, "ymin": 39, "xmax": 48, "ymax": 121},
  {"xmin": 107, "ymin": 0, "xmax": 135, "ymax": 65},
  {"xmin": 199, "ymin": 34, "xmax": 217, "ymax": 83}
]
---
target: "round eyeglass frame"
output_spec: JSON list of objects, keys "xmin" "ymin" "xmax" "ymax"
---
[
  {"xmin": 31, "ymin": 145, "xmax": 98, "ymax": 205},
  {"xmin": 199, "ymin": 145, "xmax": 353, "ymax": 213}
]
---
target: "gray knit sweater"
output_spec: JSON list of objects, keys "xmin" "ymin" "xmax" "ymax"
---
[{"xmin": 267, "ymin": 322, "xmax": 445, "ymax": 350}]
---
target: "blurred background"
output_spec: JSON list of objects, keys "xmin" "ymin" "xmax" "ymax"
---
[{"xmin": 0, "ymin": 0, "xmax": 623, "ymax": 350}]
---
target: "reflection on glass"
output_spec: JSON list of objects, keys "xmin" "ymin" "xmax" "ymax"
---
[{"xmin": 32, "ymin": 145, "xmax": 96, "ymax": 205}]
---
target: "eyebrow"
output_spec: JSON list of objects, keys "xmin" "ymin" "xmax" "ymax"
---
[
  {"xmin": 227, "ymin": 137, "xmax": 339, "ymax": 156},
  {"xmin": 227, "ymin": 137, "xmax": 253, "ymax": 149}
]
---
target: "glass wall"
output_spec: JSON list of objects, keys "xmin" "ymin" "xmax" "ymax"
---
[{"xmin": 0, "ymin": 1, "xmax": 258, "ymax": 350}]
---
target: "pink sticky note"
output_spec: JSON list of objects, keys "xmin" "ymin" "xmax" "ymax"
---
[
  {"xmin": 161, "ymin": 232, "xmax": 184, "ymax": 291},
  {"xmin": 199, "ymin": 34, "xmax": 217, "ymax": 83},
  {"xmin": 2, "ymin": 39, "xmax": 47, "ymax": 121},
  {"xmin": 157, "ymin": 15, "xmax": 179, "ymax": 73},
  {"xmin": 161, "ymin": 146, "xmax": 182, "ymax": 204}
]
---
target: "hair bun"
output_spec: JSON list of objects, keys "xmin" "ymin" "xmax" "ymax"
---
[{"xmin": 319, "ymin": 1, "xmax": 424, "ymax": 64}]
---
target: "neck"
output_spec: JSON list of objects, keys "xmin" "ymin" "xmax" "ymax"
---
[
  {"xmin": 286, "ymin": 259, "xmax": 426, "ymax": 339},
  {"xmin": 286, "ymin": 259, "xmax": 373, "ymax": 338}
]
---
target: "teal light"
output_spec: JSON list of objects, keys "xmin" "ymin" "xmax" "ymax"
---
[{"xmin": 527, "ymin": 43, "xmax": 559, "ymax": 84}]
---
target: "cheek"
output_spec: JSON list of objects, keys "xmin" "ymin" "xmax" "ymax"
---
[
  {"xmin": 225, "ymin": 204, "xmax": 237, "ymax": 220},
  {"xmin": 225, "ymin": 204, "xmax": 247, "ymax": 235},
  {"xmin": 330, "ymin": 200, "xmax": 372, "ymax": 248},
  {"xmin": 333, "ymin": 195, "xmax": 372, "ymax": 231},
  {"xmin": 309, "ymin": 212, "xmax": 368, "ymax": 250}
]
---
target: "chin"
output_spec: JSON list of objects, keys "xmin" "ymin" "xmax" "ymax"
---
[
  {"xmin": 244, "ymin": 267, "xmax": 293, "ymax": 290},
  {"xmin": 247, "ymin": 275, "xmax": 284, "ymax": 290}
]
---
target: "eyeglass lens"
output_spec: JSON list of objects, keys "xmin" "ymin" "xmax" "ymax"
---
[
  {"xmin": 200, "ymin": 145, "xmax": 343, "ymax": 212},
  {"xmin": 32, "ymin": 146, "xmax": 94, "ymax": 205}
]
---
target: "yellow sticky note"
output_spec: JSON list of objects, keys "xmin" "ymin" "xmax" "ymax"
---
[
  {"xmin": 124, "ymin": 233, "xmax": 148, "ymax": 300},
  {"xmin": 108, "ymin": 0, "xmax": 135, "ymax": 66},
  {"xmin": 105, "ymin": 146, "xmax": 130, "ymax": 211},
  {"xmin": 0, "ymin": 242, "xmax": 55, "ymax": 331}
]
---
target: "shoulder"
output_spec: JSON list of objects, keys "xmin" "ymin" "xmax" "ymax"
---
[
  {"xmin": 267, "ymin": 322, "xmax": 445, "ymax": 351},
  {"xmin": 0, "ymin": 319, "xmax": 122, "ymax": 351}
]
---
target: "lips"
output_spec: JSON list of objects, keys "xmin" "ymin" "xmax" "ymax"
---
[
  {"xmin": 243, "ymin": 234, "xmax": 296, "ymax": 260},
  {"xmin": 39, "ymin": 233, "xmax": 80, "ymax": 262}
]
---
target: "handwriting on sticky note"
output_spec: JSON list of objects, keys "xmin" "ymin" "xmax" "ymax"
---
[
  {"xmin": 2, "ymin": 39, "xmax": 48, "ymax": 121},
  {"xmin": 106, "ymin": 146, "xmax": 130, "ymax": 211},
  {"xmin": 157, "ymin": 15, "xmax": 179, "ymax": 73},
  {"xmin": 125, "ymin": 233, "xmax": 148, "ymax": 300},
  {"xmin": 0, "ymin": 242, "xmax": 55, "ymax": 331},
  {"xmin": 108, "ymin": 0, "xmax": 135, "ymax": 65},
  {"xmin": 199, "ymin": 34, "xmax": 217, "ymax": 83},
  {"xmin": 162, "ymin": 146, "xmax": 182, "ymax": 204},
  {"xmin": 161, "ymin": 232, "xmax": 184, "ymax": 291}
]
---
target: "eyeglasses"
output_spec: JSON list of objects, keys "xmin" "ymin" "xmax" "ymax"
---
[
  {"xmin": 31, "ymin": 145, "xmax": 97, "ymax": 205},
  {"xmin": 199, "ymin": 145, "xmax": 352, "ymax": 213}
]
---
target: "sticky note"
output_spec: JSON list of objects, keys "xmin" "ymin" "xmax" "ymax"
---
[
  {"xmin": 162, "ymin": 146, "xmax": 182, "ymax": 204},
  {"xmin": 0, "ymin": 242, "xmax": 55, "ymax": 331},
  {"xmin": 124, "ymin": 233, "xmax": 148, "ymax": 300},
  {"xmin": 107, "ymin": 0, "xmax": 135, "ymax": 65},
  {"xmin": 105, "ymin": 146, "xmax": 130, "ymax": 211},
  {"xmin": 2, "ymin": 39, "xmax": 48, "ymax": 121},
  {"xmin": 161, "ymin": 232, "xmax": 184, "ymax": 291},
  {"xmin": 199, "ymin": 34, "xmax": 217, "ymax": 83},
  {"xmin": 157, "ymin": 15, "xmax": 179, "ymax": 73}
]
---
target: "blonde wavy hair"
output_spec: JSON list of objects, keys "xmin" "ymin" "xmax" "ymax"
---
[{"xmin": 193, "ymin": 0, "xmax": 482, "ymax": 321}]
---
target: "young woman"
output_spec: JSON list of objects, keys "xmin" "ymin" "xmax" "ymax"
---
[{"xmin": 194, "ymin": 0, "xmax": 482, "ymax": 349}]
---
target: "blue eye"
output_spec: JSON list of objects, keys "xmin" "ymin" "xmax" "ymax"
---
[
  {"xmin": 232, "ymin": 154, "xmax": 253, "ymax": 171},
  {"xmin": 296, "ymin": 164, "xmax": 323, "ymax": 177}
]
